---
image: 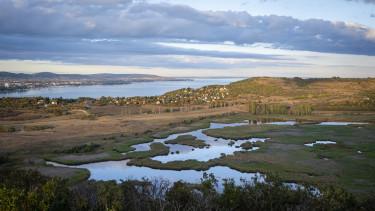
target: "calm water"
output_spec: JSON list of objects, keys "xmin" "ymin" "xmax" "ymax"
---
[
  {"xmin": 47, "ymin": 160, "xmax": 264, "ymax": 189},
  {"xmin": 0, "ymin": 78, "xmax": 244, "ymax": 99},
  {"xmin": 318, "ymin": 122, "xmax": 368, "ymax": 126},
  {"xmin": 143, "ymin": 122, "xmax": 267, "ymax": 163}
]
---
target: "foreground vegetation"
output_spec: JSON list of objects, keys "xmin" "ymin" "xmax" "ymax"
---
[{"xmin": 1, "ymin": 169, "xmax": 375, "ymax": 211}]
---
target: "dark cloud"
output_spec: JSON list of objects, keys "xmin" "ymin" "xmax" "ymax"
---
[
  {"xmin": 261, "ymin": 0, "xmax": 375, "ymax": 4},
  {"xmin": 0, "ymin": 0, "xmax": 374, "ymax": 57},
  {"xmin": 346, "ymin": 0, "xmax": 375, "ymax": 4}
]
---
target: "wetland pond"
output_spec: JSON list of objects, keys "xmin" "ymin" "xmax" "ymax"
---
[{"xmin": 47, "ymin": 120, "xmax": 367, "ymax": 188}]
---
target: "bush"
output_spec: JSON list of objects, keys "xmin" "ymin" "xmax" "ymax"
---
[
  {"xmin": 24, "ymin": 125, "xmax": 54, "ymax": 131},
  {"xmin": 0, "ymin": 169, "xmax": 374, "ymax": 211},
  {"xmin": 0, "ymin": 125, "xmax": 16, "ymax": 133}
]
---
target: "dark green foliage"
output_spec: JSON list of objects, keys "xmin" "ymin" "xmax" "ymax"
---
[
  {"xmin": 0, "ymin": 170, "xmax": 71, "ymax": 211},
  {"xmin": 240, "ymin": 142, "xmax": 256, "ymax": 150},
  {"xmin": 0, "ymin": 169, "xmax": 375, "ymax": 211},
  {"xmin": 0, "ymin": 154, "xmax": 10, "ymax": 165},
  {"xmin": 165, "ymin": 135, "xmax": 209, "ymax": 148},
  {"xmin": 0, "ymin": 97, "xmax": 76, "ymax": 109},
  {"xmin": 0, "ymin": 125, "xmax": 17, "ymax": 133}
]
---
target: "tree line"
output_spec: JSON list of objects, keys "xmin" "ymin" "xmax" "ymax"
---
[{"xmin": 248, "ymin": 102, "xmax": 313, "ymax": 116}]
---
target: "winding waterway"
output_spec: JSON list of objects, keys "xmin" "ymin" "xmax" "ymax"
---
[{"xmin": 47, "ymin": 120, "xmax": 367, "ymax": 189}]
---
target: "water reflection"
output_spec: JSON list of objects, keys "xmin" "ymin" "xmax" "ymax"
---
[
  {"xmin": 129, "ymin": 122, "xmax": 267, "ymax": 163},
  {"xmin": 318, "ymin": 122, "xmax": 368, "ymax": 126},
  {"xmin": 46, "ymin": 160, "xmax": 264, "ymax": 190}
]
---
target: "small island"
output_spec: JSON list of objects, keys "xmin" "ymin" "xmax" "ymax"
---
[{"xmin": 165, "ymin": 135, "xmax": 209, "ymax": 148}]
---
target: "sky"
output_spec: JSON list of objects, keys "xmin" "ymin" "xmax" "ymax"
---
[{"xmin": 0, "ymin": 0, "xmax": 374, "ymax": 77}]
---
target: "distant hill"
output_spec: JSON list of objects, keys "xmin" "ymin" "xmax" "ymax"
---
[
  {"xmin": 228, "ymin": 77, "xmax": 375, "ymax": 110},
  {"xmin": 228, "ymin": 77, "xmax": 375, "ymax": 97},
  {"xmin": 0, "ymin": 71, "xmax": 176, "ymax": 81}
]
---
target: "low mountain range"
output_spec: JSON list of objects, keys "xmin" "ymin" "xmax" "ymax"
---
[{"xmin": 0, "ymin": 71, "xmax": 179, "ymax": 81}]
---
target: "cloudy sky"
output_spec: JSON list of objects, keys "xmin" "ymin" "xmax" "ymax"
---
[{"xmin": 0, "ymin": 0, "xmax": 374, "ymax": 77}]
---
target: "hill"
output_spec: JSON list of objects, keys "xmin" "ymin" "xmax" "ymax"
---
[
  {"xmin": 228, "ymin": 77, "xmax": 375, "ymax": 108},
  {"xmin": 161, "ymin": 77, "xmax": 375, "ymax": 111}
]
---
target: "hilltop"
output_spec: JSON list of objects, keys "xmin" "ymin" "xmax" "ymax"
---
[{"xmin": 228, "ymin": 77, "xmax": 375, "ymax": 108}]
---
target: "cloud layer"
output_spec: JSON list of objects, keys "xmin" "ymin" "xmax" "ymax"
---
[
  {"xmin": 0, "ymin": 0, "xmax": 374, "ymax": 56},
  {"xmin": 0, "ymin": 0, "xmax": 374, "ymax": 78}
]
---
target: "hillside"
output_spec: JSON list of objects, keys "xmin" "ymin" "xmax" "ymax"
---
[
  {"xmin": 228, "ymin": 77, "xmax": 375, "ymax": 109},
  {"xmin": 161, "ymin": 77, "xmax": 375, "ymax": 111}
]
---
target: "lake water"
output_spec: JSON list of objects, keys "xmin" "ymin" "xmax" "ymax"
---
[
  {"xmin": 47, "ymin": 160, "xmax": 265, "ymax": 190},
  {"xmin": 0, "ymin": 78, "xmax": 244, "ymax": 99}
]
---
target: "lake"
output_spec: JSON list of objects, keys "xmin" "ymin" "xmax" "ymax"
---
[{"xmin": 0, "ymin": 78, "xmax": 244, "ymax": 99}]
